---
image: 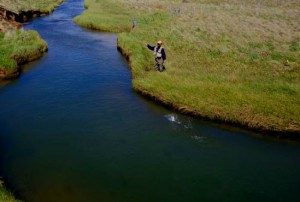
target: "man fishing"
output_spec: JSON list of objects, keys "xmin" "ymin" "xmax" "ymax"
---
[{"xmin": 144, "ymin": 40, "xmax": 166, "ymax": 72}]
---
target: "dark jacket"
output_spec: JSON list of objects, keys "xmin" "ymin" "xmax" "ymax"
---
[{"xmin": 147, "ymin": 44, "xmax": 166, "ymax": 61}]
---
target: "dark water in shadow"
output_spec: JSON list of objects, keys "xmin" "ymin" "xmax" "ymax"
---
[{"xmin": 0, "ymin": 1, "xmax": 299, "ymax": 201}]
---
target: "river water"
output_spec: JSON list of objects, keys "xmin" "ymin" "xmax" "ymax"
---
[{"xmin": 0, "ymin": 0, "xmax": 299, "ymax": 202}]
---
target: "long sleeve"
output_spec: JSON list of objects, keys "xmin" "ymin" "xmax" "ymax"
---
[{"xmin": 147, "ymin": 44, "xmax": 155, "ymax": 51}]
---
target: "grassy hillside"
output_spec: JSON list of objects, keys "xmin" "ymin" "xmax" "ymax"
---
[{"xmin": 74, "ymin": 0, "xmax": 299, "ymax": 137}]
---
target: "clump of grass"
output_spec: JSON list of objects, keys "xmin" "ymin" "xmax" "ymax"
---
[
  {"xmin": 0, "ymin": 180, "xmax": 21, "ymax": 202},
  {"xmin": 0, "ymin": 0, "xmax": 63, "ymax": 77},
  {"xmin": 75, "ymin": 0, "xmax": 300, "ymax": 135},
  {"xmin": 0, "ymin": 29, "xmax": 47, "ymax": 78}
]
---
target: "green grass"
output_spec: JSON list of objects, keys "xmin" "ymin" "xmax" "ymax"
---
[
  {"xmin": 0, "ymin": 0, "xmax": 64, "ymax": 13},
  {"xmin": 0, "ymin": 29, "xmax": 47, "ymax": 75},
  {"xmin": 74, "ymin": 0, "xmax": 300, "ymax": 135},
  {"xmin": 0, "ymin": 0, "xmax": 64, "ymax": 78},
  {"xmin": 0, "ymin": 180, "xmax": 21, "ymax": 202}
]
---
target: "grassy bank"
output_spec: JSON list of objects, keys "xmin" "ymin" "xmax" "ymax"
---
[
  {"xmin": 0, "ymin": 29, "xmax": 47, "ymax": 79},
  {"xmin": 0, "ymin": 0, "xmax": 64, "ymax": 79},
  {"xmin": 74, "ymin": 0, "xmax": 300, "ymax": 137},
  {"xmin": 0, "ymin": 0, "xmax": 64, "ymax": 13}
]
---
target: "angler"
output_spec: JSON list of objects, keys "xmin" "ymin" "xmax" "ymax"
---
[{"xmin": 144, "ymin": 40, "xmax": 166, "ymax": 72}]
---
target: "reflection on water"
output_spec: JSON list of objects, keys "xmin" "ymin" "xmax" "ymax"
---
[{"xmin": 0, "ymin": 0, "xmax": 300, "ymax": 202}]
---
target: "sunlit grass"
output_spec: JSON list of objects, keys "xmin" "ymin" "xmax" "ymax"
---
[
  {"xmin": 0, "ymin": 29, "xmax": 47, "ymax": 74},
  {"xmin": 0, "ymin": 0, "xmax": 64, "ymax": 13},
  {"xmin": 76, "ymin": 0, "xmax": 300, "ymax": 134},
  {"xmin": 0, "ymin": 0, "xmax": 64, "ymax": 75}
]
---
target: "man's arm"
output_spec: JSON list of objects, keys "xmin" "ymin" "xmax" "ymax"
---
[{"xmin": 144, "ymin": 43, "xmax": 155, "ymax": 51}]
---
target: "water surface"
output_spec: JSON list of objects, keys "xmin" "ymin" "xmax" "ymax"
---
[{"xmin": 0, "ymin": 0, "xmax": 300, "ymax": 201}]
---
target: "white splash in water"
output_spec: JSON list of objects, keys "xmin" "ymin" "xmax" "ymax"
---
[{"xmin": 165, "ymin": 114, "xmax": 181, "ymax": 124}]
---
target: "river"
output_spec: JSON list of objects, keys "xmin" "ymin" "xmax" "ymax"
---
[{"xmin": 0, "ymin": 0, "xmax": 299, "ymax": 201}]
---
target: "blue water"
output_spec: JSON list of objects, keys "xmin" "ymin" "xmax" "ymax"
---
[{"xmin": 0, "ymin": 1, "xmax": 299, "ymax": 201}]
